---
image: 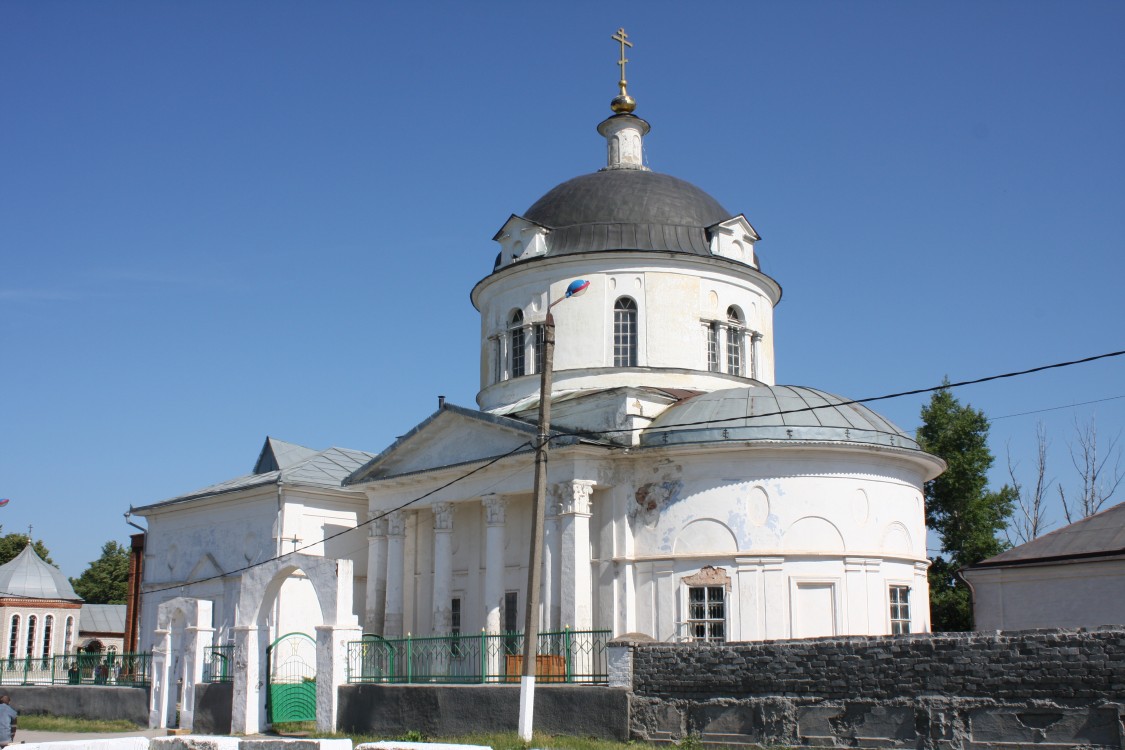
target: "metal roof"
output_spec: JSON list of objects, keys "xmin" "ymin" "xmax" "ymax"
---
[
  {"xmin": 0, "ymin": 545, "xmax": 82, "ymax": 601},
  {"xmin": 641, "ymin": 385, "xmax": 919, "ymax": 449},
  {"xmin": 132, "ymin": 441, "xmax": 375, "ymax": 513},
  {"xmin": 516, "ymin": 170, "xmax": 733, "ymax": 258},
  {"xmin": 970, "ymin": 500, "xmax": 1125, "ymax": 568},
  {"xmin": 80, "ymin": 603, "xmax": 126, "ymax": 634}
]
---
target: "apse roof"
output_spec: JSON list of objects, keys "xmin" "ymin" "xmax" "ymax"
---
[
  {"xmin": 969, "ymin": 500, "xmax": 1125, "ymax": 568},
  {"xmin": 641, "ymin": 385, "xmax": 919, "ymax": 449},
  {"xmin": 80, "ymin": 603, "xmax": 126, "ymax": 634},
  {"xmin": 0, "ymin": 544, "xmax": 82, "ymax": 601},
  {"xmin": 515, "ymin": 170, "xmax": 734, "ymax": 257}
]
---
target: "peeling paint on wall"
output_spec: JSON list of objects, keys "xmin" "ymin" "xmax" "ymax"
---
[{"xmin": 630, "ymin": 479, "xmax": 684, "ymax": 528}]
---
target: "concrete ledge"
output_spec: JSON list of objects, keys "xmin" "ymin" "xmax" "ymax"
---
[
  {"xmin": 151, "ymin": 736, "xmax": 241, "ymax": 750},
  {"xmin": 17, "ymin": 738, "xmax": 151, "ymax": 750},
  {"xmin": 238, "ymin": 741, "xmax": 351, "ymax": 750},
  {"xmin": 358, "ymin": 743, "xmax": 491, "ymax": 750}
]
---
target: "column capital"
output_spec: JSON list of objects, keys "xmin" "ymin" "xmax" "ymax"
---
[
  {"xmin": 751, "ymin": 330, "xmax": 764, "ymax": 342},
  {"xmin": 556, "ymin": 480, "xmax": 596, "ymax": 516},
  {"xmin": 481, "ymin": 494, "xmax": 507, "ymax": 526},
  {"xmin": 385, "ymin": 510, "xmax": 407, "ymax": 538},
  {"xmin": 368, "ymin": 516, "xmax": 388, "ymax": 539},
  {"xmin": 432, "ymin": 502, "xmax": 454, "ymax": 532}
]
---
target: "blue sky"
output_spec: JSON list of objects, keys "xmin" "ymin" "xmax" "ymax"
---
[{"xmin": 2, "ymin": 2, "xmax": 1123, "ymax": 579}]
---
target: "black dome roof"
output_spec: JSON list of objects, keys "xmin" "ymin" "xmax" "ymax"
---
[{"xmin": 525, "ymin": 170, "xmax": 730, "ymax": 228}]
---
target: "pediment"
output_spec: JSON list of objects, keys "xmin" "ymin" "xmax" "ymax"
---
[{"xmin": 347, "ymin": 404, "xmax": 538, "ymax": 483}]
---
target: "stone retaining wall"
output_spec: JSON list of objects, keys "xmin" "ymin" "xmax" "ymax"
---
[
  {"xmin": 2, "ymin": 685, "xmax": 149, "ymax": 726},
  {"xmin": 615, "ymin": 628, "xmax": 1125, "ymax": 749}
]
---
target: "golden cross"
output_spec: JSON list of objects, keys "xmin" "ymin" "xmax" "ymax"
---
[{"xmin": 612, "ymin": 27, "xmax": 632, "ymax": 95}]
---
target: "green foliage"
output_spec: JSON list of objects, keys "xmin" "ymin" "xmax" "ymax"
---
[
  {"xmin": 18, "ymin": 715, "xmax": 142, "ymax": 733},
  {"xmin": 70, "ymin": 541, "xmax": 130, "ymax": 604},
  {"xmin": 399, "ymin": 730, "xmax": 428, "ymax": 742},
  {"xmin": 0, "ymin": 530, "xmax": 52, "ymax": 565},
  {"xmin": 917, "ymin": 385, "xmax": 1016, "ymax": 631}
]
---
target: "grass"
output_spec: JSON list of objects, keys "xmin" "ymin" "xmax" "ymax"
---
[{"xmin": 19, "ymin": 715, "xmax": 145, "ymax": 733}]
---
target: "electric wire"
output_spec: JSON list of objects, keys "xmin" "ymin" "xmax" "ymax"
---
[
  {"xmin": 136, "ymin": 347, "xmax": 1125, "ymax": 597},
  {"xmin": 139, "ymin": 439, "xmax": 535, "ymax": 597}
]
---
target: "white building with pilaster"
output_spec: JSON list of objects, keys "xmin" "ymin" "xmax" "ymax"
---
[{"xmin": 130, "ymin": 62, "xmax": 944, "ymax": 734}]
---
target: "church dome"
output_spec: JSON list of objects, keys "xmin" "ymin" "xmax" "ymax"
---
[
  {"xmin": 0, "ymin": 544, "xmax": 82, "ymax": 601},
  {"xmin": 520, "ymin": 170, "xmax": 732, "ymax": 257},
  {"xmin": 641, "ymin": 385, "xmax": 918, "ymax": 450}
]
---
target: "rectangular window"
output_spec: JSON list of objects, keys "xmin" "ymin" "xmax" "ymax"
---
[
  {"xmin": 706, "ymin": 322, "xmax": 720, "ymax": 372},
  {"xmin": 687, "ymin": 586, "xmax": 726, "ymax": 642},
  {"xmin": 533, "ymin": 324, "xmax": 546, "ymax": 373},
  {"xmin": 503, "ymin": 591, "xmax": 520, "ymax": 656},
  {"xmin": 511, "ymin": 326, "xmax": 526, "ymax": 377},
  {"xmin": 727, "ymin": 326, "xmax": 743, "ymax": 376},
  {"xmin": 890, "ymin": 585, "xmax": 911, "ymax": 634}
]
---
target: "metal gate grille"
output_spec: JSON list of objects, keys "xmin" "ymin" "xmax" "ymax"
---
[{"xmin": 266, "ymin": 632, "xmax": 316, "ymax": 725}]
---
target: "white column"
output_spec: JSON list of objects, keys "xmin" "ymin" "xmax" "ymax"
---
[
  {"xmin": 148, "ymin": 626, "xmax": 171, "ymax": 729},
  {"xmin": 844, "ymin": 557, "xmax": 869, "ymax": 635},
  {"xmin": 230, "ymin": 624, "xmax": 262, "ymax": 735},
  {"xmin": 653, "ymin": 562, "xmax": 675, "ymax": 640},
  {"xmin": 914, "ymin": 561, "xmax": 930, "ymax": 633},
  {"xmin": 558, "ymin": 480, "xmax": 596, "ymax": 630},
  {"xmin": 365, "ymin": 515, "xmax": 388, "ymax": 635},
  {"xmin": 734, "ymin": 557, "xmax": 762, "ymax": 642},
  {"xmin": 315, "ymin": 623, "xmax": 363, "ymax": 733},
  {"xmin": 751, "ymin": 331, "xmax": 764, "ymax": 380},
  {"xmin": 482, "ymin": 494, "xmax": 506, "ymax": 634},
  {"xmin": 542, "ymin": 494, "xmax": 561, "ymax": 631},
  {"xmin": 717, "ymin": 323, "xmax": 729, "ymax": 373},
  {"xmin": 383, "ymin": 511, "xmax": 407, "ymax": 637},
  {"xmin": 432, "ymin": 502, "xmax": 454, "ymax": 633},
  {"xmin": 761, "ymin": 557, "xmax": 787, "ymax": 640}
]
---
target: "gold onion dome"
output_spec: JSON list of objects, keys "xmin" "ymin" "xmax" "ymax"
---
[{"xmin": 611, "ymin": 93, "xmax": 636, "ymax": 113}]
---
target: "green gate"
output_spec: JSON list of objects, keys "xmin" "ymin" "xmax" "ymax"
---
[{"xmin": 266, "ymin": 632, "xmax": 316, "ymax": 725}]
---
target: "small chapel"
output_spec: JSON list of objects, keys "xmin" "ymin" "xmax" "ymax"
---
[{"xmin": 130, "ymin": 32, "xmax": 944, "ymax": 733}]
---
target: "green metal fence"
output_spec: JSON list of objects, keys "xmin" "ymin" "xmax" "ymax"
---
[
  {"xmin": 346, "ymin": 629, "xmax": 610, "ymax": 685},
  {"xmin": 0, "ymin": 652, "xmax": 152, "ymax": 686},
  {"xmin": 204, "ymin": 644, "xmax": 234, "ymax": 683}
]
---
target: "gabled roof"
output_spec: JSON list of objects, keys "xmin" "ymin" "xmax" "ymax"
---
[
  {"xmin": 0, "ymin": 545, "xmax": 81, "ymax": 602},
  {"xmin": 970, "ymin": 500, "xmax": 1125, "ymax": 569},
  {"xmin": 346, "ymin": 402, "xmax": 544, "ymax": 485},
  {"xmin": 132, "ymin": 439, "xmax": 375, "ymax": 513},
  {"xmin": 254, "ymin": 437, "xmax": 320, "ymax": 474},
  {"xmin": 80, "ymin": 603, "xmax": 126, "ymax": 634}
]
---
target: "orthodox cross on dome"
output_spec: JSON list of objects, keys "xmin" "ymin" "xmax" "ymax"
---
[
  {"xmin": 612, "ymin": 28, "xmax": 632, "ymax": 96},
  {"xmin": 26, "ymin": 524, "xmax": 32, "ymax": 543}
]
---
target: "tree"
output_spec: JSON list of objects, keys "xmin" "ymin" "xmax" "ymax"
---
[
  {"xmin": 1058, "ymin": 417, "xmax": 1123, "ymax": 524},
  {"xmin": 0, "ymin": 530, "xmax": 52, "ymax": 566},
  {"xmin": 70, "ymin": 541, "xmax": 130, "ymax": 604},
  {"xmin": 1006, "ymin": 422, "xmax": 1053, "ymax": 545},
  {"xmin": 917, "ymin": 385, "xmax": 1016, "ymax": 631}
]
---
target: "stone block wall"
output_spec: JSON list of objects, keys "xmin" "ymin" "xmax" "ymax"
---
[{"xmin": 618, "ymin": 628, "xmax": 1125, "ymax": 749}]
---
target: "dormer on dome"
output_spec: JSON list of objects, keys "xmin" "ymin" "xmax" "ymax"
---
[
  {"xmin": 708, "ymin": 215, "xmax": 761, "ymax": 269},
  {"xmin": 492, "ymin": 215, "xmax": 550, "ymax": 270}
]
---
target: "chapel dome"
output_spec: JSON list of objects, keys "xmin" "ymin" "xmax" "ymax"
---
[
  {"xmin": 641, "ymin": 385, "xmax": 918, "ymax": 450},
  {"xmin": 0, "ymin": 544, "xmax": 82, "ymax": 601},
  {"xmin": 520, "ymin": 170, "xmax": 732, "ymax": 257}
]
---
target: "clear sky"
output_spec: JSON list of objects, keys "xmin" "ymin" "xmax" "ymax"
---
[{"xmin": 2, "ymin": 2, "xmax": 1123, "ymax": 579}]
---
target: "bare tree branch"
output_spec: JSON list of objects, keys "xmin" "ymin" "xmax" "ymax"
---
[
  {"xmin": 1059, "ymin": 416, "xmax": 1123, "ymax": 523},
  {"xmin": 1006, "ymin": 422, "xmax": 1053, "ymax": 544}
]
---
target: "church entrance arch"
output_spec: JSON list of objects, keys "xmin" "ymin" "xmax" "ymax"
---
[{"xmin": 266, "ymin": 632, "xmax": 317, "ymax": 725}]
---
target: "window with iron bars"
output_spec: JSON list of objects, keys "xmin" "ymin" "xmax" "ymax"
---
[
  {"xmin": 706, "ymin": 322, "xmax": 720, "ymax": 372},
  {"xmin": 614, "ymin": 297, "xmax": 638, "ymax": 367},
  {"xmin": 510, "ymin": 311, "xmax": 526, "ymax": 377},
  {"xmin": 889, "ymin": 585, "xmax": 911, "ymax": 634},
  {"xmin": 687, "ymin": 585, "xmax": 726, "ymax": 642}
]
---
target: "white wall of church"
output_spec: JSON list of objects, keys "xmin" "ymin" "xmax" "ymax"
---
[
  {"xmin": 474, "ymin": 253, "xmax": 780, "ymax": 411},
  {"xmin": 966, "ymin": 558, "xmax": 1125, "ymax": 631}
]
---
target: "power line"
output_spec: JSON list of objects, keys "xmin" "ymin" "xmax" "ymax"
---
[
  {"xmin": 550, "ymin": 348, "xmax": 1125, "ymax": 441},
  {"xmin": 139, "ymin": 347, "xmax": 1125, "ymax": 596},
  {"xmin": 140, "ymin": 439, "xmax": 535, "ymax": 597},
  {"xmin": 987, "ymin": 394, "xmax": 1125, "ymax": 422}
]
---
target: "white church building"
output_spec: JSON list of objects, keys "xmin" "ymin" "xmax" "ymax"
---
[{"xmin": 131, "ymin": 55, "xmax": 944, "ymax": 733}]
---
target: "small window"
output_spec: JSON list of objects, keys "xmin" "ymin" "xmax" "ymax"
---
[
  {"xmin": 706, "ymin": 322, "xmax": 720, "ymax": 372},
  {"xmin": 26, "ymin": 615, "xmax": 37, "ymax": 660},
  {"xmin": 503, "ymin": 591, "xmax": 520, "ymax": 656},
  {"xmin": 42, "ymin": 614, "xmax": 53, "ymax": 661},
  {"xmin": 8, "ymin": 615, "xmax": 19, "ymax": 664},
  {"xmin": 726, "ymin": 307, "xmax": 743, "ymax": 376},
  {"xmin": 890, "ymin": 586, "xmax": 911, "ymax": 634},
  {"xmin": 614, "ymin": 297, "xmax": 638, "ymax": 367},
  {"xmin": 532, "ymin": 323, "xmax": 546, "ymax": 373},
  {"xmin": 687, "ymin": 586, "xmax": 726, "ymax": 642},
  {"xmin": 64, "ymin": 616, "xmax": 74, "ymax": 655},
  {"xmin": 510, "ymin": 311, "xmax": 526, "ymax": 378}
]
